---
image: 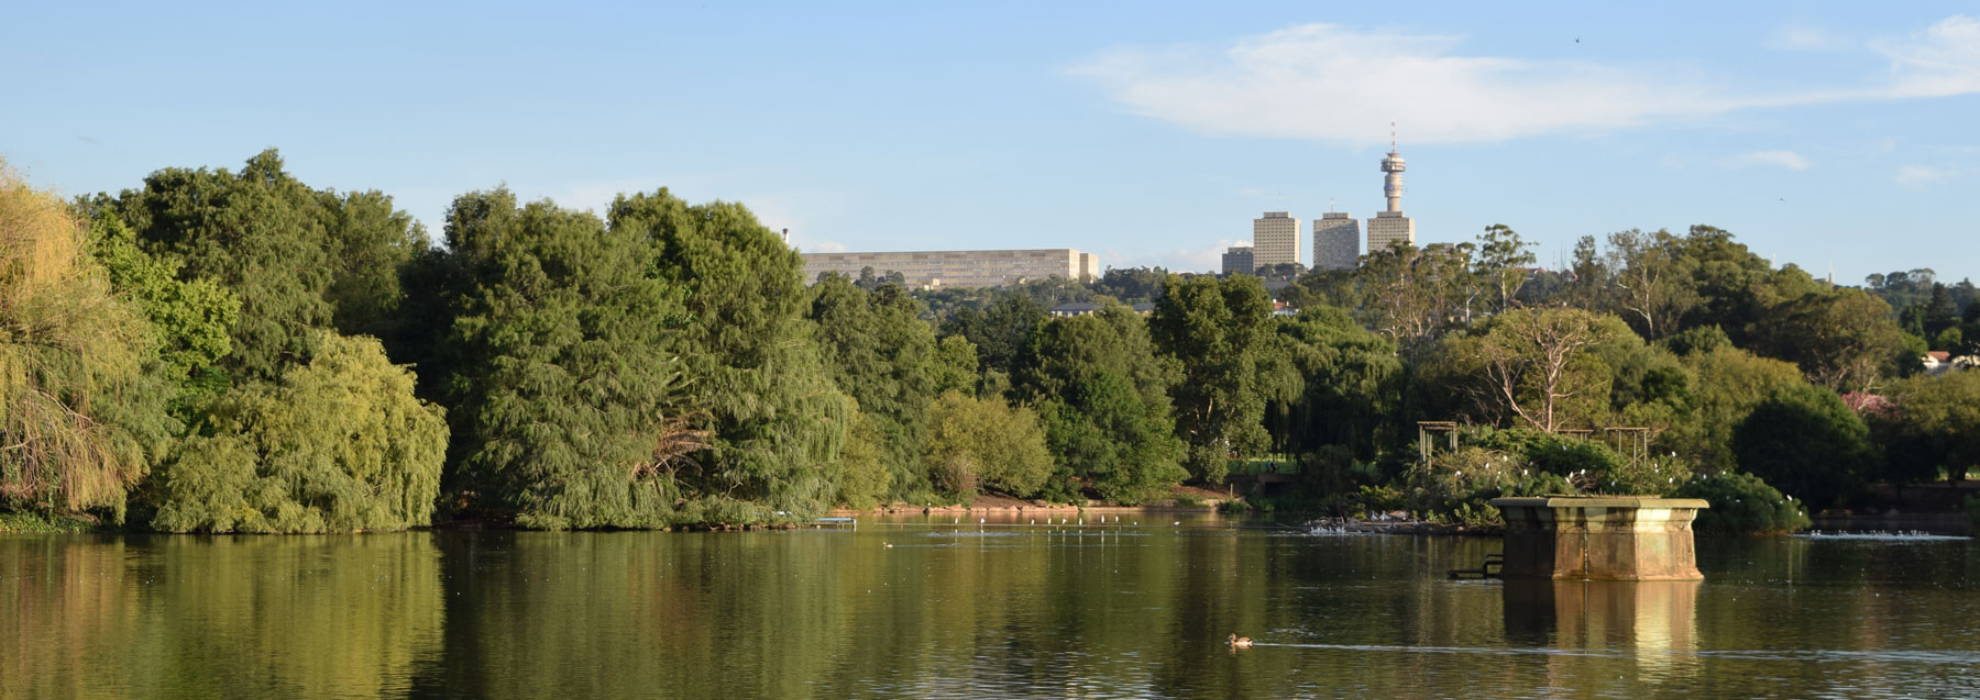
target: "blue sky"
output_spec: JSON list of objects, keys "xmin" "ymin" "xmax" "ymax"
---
[{"xmin": 4, "ymin": 1, "xmax": 1976, "ymax": 284}]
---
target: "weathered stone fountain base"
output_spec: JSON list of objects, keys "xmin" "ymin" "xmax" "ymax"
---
[{"xmin": 1490, "ymin": 497, "xmax": 1710, "ymax": 580}]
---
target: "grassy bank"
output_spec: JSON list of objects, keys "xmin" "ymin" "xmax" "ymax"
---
[{"xmin": 0, "ymin": 511, "xmax": 103, "ymax": 534}]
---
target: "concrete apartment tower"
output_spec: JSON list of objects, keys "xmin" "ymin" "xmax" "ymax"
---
[
  {"xmin": 1252, "ymin": 212, "xmax": 1301, "ymax": 270},
  {"xmin": 1313, "ymin": 210, "xmax": 1360, "ymax": 271},
  {"xmin": 1222, "ymin": 245, "xmax": 1255, "ymax": 275},
  {"xmin": 1366, "ymin": 126, "xmax": 1416, "ymax": 254}
]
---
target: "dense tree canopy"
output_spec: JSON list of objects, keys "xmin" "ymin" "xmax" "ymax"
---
[
  {"xmin": 610, "ymin": 190, "xmax": 848, "ymax": 519},
  {"xmin": 1015, "ymin": 305, "xmax": 1187, "ymax": 504},
  {"xmin": 807, "ymin": 274, "xmax": 943, "ymax": 495},
  {"xmin": 95, "ymin": 150, "xmax": 427, "ymax": 381},
  {"xmin": 434, "ymin": 190, "xmax": 693, "ymax": 529},
  {"xmin": 6, "ymin": 150, "xmax": 1975, "ymax": 535}
]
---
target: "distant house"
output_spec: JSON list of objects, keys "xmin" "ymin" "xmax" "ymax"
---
[{"xmin": 1923, "ymin": 351, "xmax": 1953, "ymax": 376}]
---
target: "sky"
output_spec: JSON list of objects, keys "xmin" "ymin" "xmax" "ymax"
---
[{"xmin": 4, "ymin": 1, "xmax": 1977, "ymax": 284}]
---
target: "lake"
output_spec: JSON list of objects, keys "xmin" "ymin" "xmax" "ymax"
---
[{"xmin": 5, "ymin": 513, "xmax": 1980, "ymax": 699}]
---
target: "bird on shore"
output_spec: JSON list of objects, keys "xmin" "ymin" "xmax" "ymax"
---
[{"xmin": 1228, "ymin": 634, "xmax": 1253, "ymax": 649}]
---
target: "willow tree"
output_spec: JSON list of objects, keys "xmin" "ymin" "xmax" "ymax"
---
[
  {"xmin": 0, "ymin": 164, "xmax": 162, "ymax": 518},
  {"xmin": 608, "ymin": 190, "xmax": 846, "ymax": 520},
  {"xmin": 149, "ymin": 332, "xmax": 447, "ymax": 533},
  {"xmin": 438, "ymin": 190, "xmax": 694, "ymax": 529}
]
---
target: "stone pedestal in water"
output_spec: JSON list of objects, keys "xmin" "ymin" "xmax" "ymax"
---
[{"xmin": 1489, "ymin": 497, "xmax": 1709, "ymax": 580}]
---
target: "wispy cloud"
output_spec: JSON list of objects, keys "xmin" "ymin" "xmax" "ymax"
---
[
  {"xmin": 1725, "ymin": 150, "xmax": 1812, "ymax": 170},
  {"xmin": 1871, "ymin": 16, "xmax": 1980, "ymax": 99},
  {"xmin": 1106, "ymin": 239, "xmax": 1248, "ymax": 273},
  {"xmin": 1070, "ymin": 16, "xmax": 1980, "ymax": 147},
  {"xmin": 1896, "ymin": 165, "xmax": 1949, "ymax": 187}
]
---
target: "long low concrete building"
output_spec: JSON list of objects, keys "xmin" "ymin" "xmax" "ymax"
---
[{"xmin": 801, "ymin": 249, "xmax": 1099, "ymax": 288}]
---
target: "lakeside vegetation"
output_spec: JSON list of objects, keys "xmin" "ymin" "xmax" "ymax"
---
[{"xmin": 4, "ymin": 151, "xmax": 1979, "ymax": 534}]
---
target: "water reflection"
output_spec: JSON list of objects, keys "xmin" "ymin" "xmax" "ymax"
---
[
  {"xmin": 6, "ymin": 527, "xmax": 1980, "ymax": 699},
  {"xmin": 0, "ymin": 534, "xmax": 443, "ymax": 700}
]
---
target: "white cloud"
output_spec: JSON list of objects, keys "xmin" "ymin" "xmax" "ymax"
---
[
  {"xmin": 1725, "ymin": 150, "xmax": 1812, "ymax": 170},
  {"xmin": 1872, "ymin": 16, "xmax": 1980, "ymax": 99},
  {"xmin": 1070, "ymin": 17, "xmax": 1980, "ymax": 147},
  {"xmin": 1105, "ymin": 238, "xmax": 1248, "ymax": 273},
  {"xmin": 1896, "ymin": 165, "xmax": 1949, "ymax": 187}
]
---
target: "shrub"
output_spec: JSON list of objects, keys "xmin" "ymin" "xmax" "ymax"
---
[
  {"xmin": 148, "ymin": 333, "xmax": 447, "ymax": 533},
  {"xmin": 832, "ymin": 409, "xmax": 892, "ymax": 510},
  {"xmin": 924, "ymin": 391, "xmax": 1052, "ymax": 500},
  {"xmin": 1672, "ymin": 472, "xmax": 1810, "ymax": 535},
  {"xmin": 1733, "ymin": 384, "xmax": 1879, "ymax": 508}
]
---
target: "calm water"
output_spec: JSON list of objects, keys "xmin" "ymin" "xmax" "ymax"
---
[{"xmin": 6, "ymin": 514, "xmax": 1980, "ymax": 700}]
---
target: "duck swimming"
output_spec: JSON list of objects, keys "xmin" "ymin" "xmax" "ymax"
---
[{"xmin": 1227, "ymin": 633, "xmax": 1252, "ymax": 649}]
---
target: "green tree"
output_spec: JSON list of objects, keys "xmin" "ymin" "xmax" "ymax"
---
[
  {"xmin": 1473, "ymin": 224, "xmax": 1536, "ymax": 314},
  {"xmin": 1016, "ymin": 305, "xmax": 1187, "ymax": 504},
  {"xmin": 1754, "ymin": 288, "xmax": 1909, "ymax": 392},
  {"xmin": 833, "ymin": 407, "xmax": 893, "ymax": 509},
  {"xmin": 1436, "ymin": 308, "xmax": 1629, "ymax": 433},
  {"xmin": 1093, "ymin": 267, "xmax": 1166, "ymax": 303},
  {"xmin": 148, "ymin": 332, "xmax": 446, "ymax": 532},
  {"xmin": 1668, "ymin": 345, "xmax": 1807, "ymax": 473},
  {"xmin": 930, "ymin": 335, "xmax": 979, "ymax": 396},
  {"xmin": 438, "ymin": 190, "xmax": 695, "ymax": 529},
  {"xmin": 1150, "ymin": 274, "xmax": 1276, "ymax": 482},
  {"xmin": 1602, "ymin": 228, "xmax": 1699, "ymax": 340},
  {"xmin": 1355, "ymin": 242, "xmax": 1478, "ymax": 349},
  {"xmin": 610, "ymin": 189, "xmax": 846, "ymax": 520},
  {"xmin": 1732, "ymin": 384, "xmax": 1879, "ymax": 508},
  {"xmin": 807, "ymin": 274, "xmax": 942, "ymax": 496},
  {"xmin": 1876, "ymin": 371, "xmax": 1980, "ymax": 484},
  {"xmin": 99, "ymin": 150, "xmax": 427, "ymax": 380},
  {"xmin": 0, "ymin": 165, "xmax": 163, "ymax": 518},
  {"xmin": 941, "ymin": 295, "xmax": 1048, "ymax": 382},
  {"xmin": 88, "ymin": 215, "xmax": 240, "ymax": 419},
  {"xmin": 1266, "ymin": 306, "xmax": 1404, "ymax": 462},
  {"xmin": 924, "ymin": 391, "xmax": 1053, "ymax": 499}
]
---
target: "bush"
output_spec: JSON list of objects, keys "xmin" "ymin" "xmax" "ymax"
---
[
  {"xmin": 1403, "ymin": 446, "xmax": 1524, "ymax": 513},
  {"xmin": 147, "ymin": 333, "xmax": 447, "ymax": 533},
  {"xmin": 1672, "ymin": 472, "xmax": 1810, "ymax": 535},
  {"xmin": 1486, "ymin": 471, "xmax": 1580, "ymax": 499},
  {"xmin": 1476, "ymin": 428, "xmax": 1689, "ymax": 495},
  {"xmin": 1733, "ymin": 384, "xmax": 1879, "ymax": 508},
  {"xmin": 832, "ymin": 409, "xmax": 892, "ymax": 510},
  {"xmin": 924, "ymin": 391, "xmax": 1053, "ymax": 500}
]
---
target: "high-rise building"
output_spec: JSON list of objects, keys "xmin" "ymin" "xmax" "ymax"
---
[
  {"xmin": 800, "ymin": 249, "xmax": 1097, "ymax": 288},
  {"xmin": 1312, "ymin": 212, "xmax": 1360, "ymax": 270},
  {"xmin": 1222, "ymin": 245, "xmax": 1255, "ymax": 275},
  {"xmin": 1367, "ymin": 131, "xmax": 1416, "ymax": 254},
  {"xmin": 1252, "ymin": 212, "xmax": 1300, "ymax": 270}
]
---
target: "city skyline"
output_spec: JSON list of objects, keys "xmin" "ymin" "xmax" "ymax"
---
[{"xmin": 3, "ymin": 3, "xmax": 1977, "ymax": 283}]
